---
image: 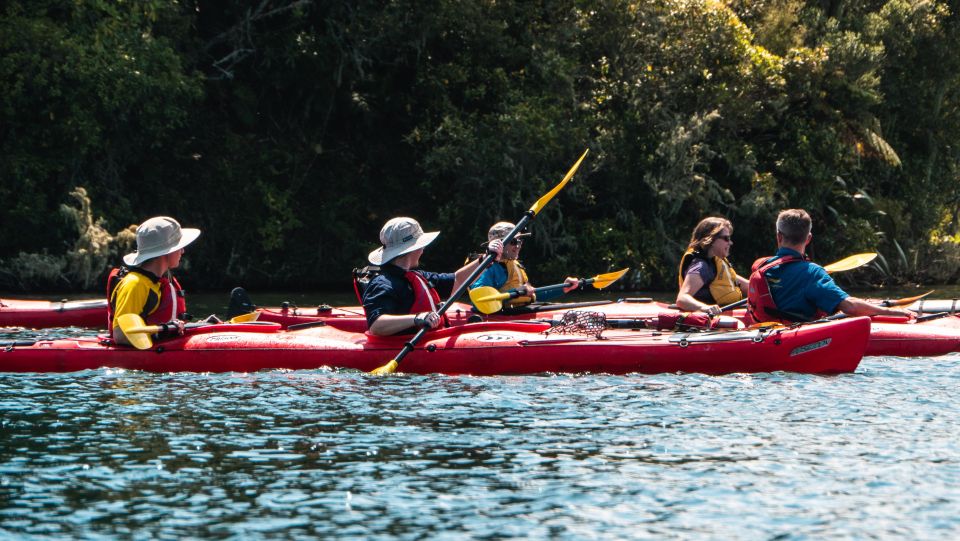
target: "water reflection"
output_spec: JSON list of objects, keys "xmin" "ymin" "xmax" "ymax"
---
[{"xmin": 0, "ymin": 360, "xmax": 958, "ymax": 538}]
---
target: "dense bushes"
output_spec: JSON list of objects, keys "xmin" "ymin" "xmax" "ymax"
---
[{"xmin": 1, "ymin": 0, "xmax": 958, "ymax": 292}]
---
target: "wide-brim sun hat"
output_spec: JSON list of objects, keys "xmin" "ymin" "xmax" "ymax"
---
[
  {"xmin": 368, "ymin": 217, "xmax": 440, "ymax": 265},
  {"xmin": 123, "ymin": 216, "xmax": 201, "ymax": 266}
]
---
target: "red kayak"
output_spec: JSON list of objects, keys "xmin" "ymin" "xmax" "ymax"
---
[
  {"xmin": 0, "ymin": 297, "xmax": 106, "ymax": 329},
  {"xmin": 0, "ymin": 316, "xmax": 869, "ymax": 375},
  {"xmin": 866, "ymin": 315, "xmax": 960, "ymax": 357},
  {"xmin": 254, "ymin": 298, "xmax": 960, "ymax": 358}
]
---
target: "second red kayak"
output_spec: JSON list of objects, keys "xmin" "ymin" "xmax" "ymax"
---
[
  {"xmin": 253, "ymin": 298, "xmax": 960, "ymax": 358},
  {"xmin": 0, "ymin": 297, "xmax": 107, "ymax": 329}
]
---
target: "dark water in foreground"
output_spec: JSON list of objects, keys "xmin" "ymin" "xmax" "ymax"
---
[{"xmin": 1, "ymin": 291, "xmax": 959, "ymax": 539}]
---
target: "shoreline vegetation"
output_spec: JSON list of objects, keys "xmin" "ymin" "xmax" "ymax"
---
[{"xmin": 2, "ymin": 1, "xmax": 960, "ymax": 293}]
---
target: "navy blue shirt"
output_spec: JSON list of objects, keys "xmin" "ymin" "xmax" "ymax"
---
[
  {"xmin": 362, "ymin": 264, "xmax": 455, "ymax": 328},
  {"xmin": 682, "ymin": 256, "xmax": 717, "ymax": 304},
  {"xmin": 764, "ymin": 247, "xmax": 849, "ymax": 321}
]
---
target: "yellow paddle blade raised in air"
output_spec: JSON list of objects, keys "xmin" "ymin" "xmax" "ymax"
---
[
  {"xmin": 590, "ymin": 268, "xmax": 630, "ymax": 289},
  {"xmin": 116, "ymin": 313, "xmax": 160, "ymax": 350},
  {"xmin": 823, "ymin": 252, "xmax": 877, "ymax": 274},
  {"xmin": 370, "ymin": 150, "xmax": 591, "ymax": 376},
  {"xmin": 469, "ymin": 286, "xmax": 510, "ymax": 315},
  {"xmin": 529, "ymin": 149, "xmax": 589, "ymax": 216}
]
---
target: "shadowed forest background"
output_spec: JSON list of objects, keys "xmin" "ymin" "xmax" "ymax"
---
[{"xmin": 2, "ymin": 0, "xmax": 959, "ymax": 293}]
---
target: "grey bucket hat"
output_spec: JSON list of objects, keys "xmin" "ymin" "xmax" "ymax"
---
[{"xmin": 123, "ymin": 216, "xmax": 201, "ymax": 266}]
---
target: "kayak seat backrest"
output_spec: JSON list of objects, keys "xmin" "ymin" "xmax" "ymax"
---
[{"xmin": 352, "ymin": 265, "xmax": 382, "ymax": 303}]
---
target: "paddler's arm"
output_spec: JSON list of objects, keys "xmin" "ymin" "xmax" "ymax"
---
[
  {"xmin": 675, "ymin": 272, "xmax": 719, "ymax": 315},
  {"xmin": 736, "ymin": 274, "xmax": 749, "ymax": 294},
  {"xmin": 369, "ymin": 313, "xmax": 440, "ymax": 336},
  {"xmin": 836, "ymin": 297, "xmax": 916, "ymax": 319},
  {"xmin": 452, "ymin": 239, "xmax": 503, "ymax": 292}
]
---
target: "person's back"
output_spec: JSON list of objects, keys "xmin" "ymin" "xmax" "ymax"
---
[
  {"xmin": 750, "ymin": 247, "xmax": 845, "ymax": 322},
  {"xmin": 361, "ymin": 263, "xmax": 451, "ymax": 334},
  {"xmin": 748, "ymin": 209, "xmax": 913, "ymax": 323}
]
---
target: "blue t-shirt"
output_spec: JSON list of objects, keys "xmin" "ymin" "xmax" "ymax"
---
[
  {"xmin": 362, "ymin": 264, "xmax": 455, "ymax": 328},
  {"xmin": 469, "ymin": 262, "xmax": 563, "ymax": 303},
  {"xmin": 470, "ymin": 263, "xmax": 509, "ymax": 290},
  {"xmin": 764, "ymin": 247, "xmax": 849, "ymax": 321}
]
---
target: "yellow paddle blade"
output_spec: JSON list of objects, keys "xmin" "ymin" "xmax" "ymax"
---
[
  {"xmin": 529, "ymin": 149, "xmax": 589, "ymax": 215},
  {"xmin": 823, "ymin": 252, "xmax": 877, "ymax": 273},
  {"xmin": 468, "ymin": 286, "xmax": 510, "ymax": 314},
  {"xmin": 229, "ymin": 311, "xmax": 260, "ymax": 323},
  {"xmin": 884, "ymin": 290, "xmax": 934, "ymax": 307},
  {"xmin": 590, "ymin": 268, "xmax": 630, "ymax": 290},
  {"xmin": 369, "ymin": 359, "xmax": 399, "ymax": 375},
  {"xmin": 116, "ymin": 313, "xmax": 158, "ymax": 350},
  {"xmin": 469, "ymin": 286, "xmax": 510, "ymax": 304},
  {"xmin": 748, "ymin": 321, "xmax": 784, "ymax": 330}
]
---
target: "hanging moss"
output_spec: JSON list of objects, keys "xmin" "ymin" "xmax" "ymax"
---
[{"xmin": 0, "ymin": 187, "xmax": 135, "ymax": 291}]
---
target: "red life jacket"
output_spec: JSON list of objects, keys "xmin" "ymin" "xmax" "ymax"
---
[
  {"xmin": 746, "ymin": 255, "xmax": 809, "ymax": 324},
  {"xmin": 405, "ymin": 271, "xmax": 450, "ymax": 327},
  {"xmin": 106, "ymin": 267, "xmax": 187, "ymax": 328}
]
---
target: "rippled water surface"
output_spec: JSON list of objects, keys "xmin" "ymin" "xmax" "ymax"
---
[{"xmin": 1, "ymin": 292, "xmax": 959, "ymax": 539}]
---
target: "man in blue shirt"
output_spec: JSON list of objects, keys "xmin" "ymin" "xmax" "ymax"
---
[{"xmin": 748, "ymin": 209, "xmax": 914, "ymax": 322}]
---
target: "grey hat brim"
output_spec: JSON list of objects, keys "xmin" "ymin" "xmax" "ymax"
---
[
  {"xmin": 123, "ymin": 228, "xmax": 201, "ymax": 266},
  {"xmin": 368, "ymin": 230, "xmax": 439, "ymax": 265}
]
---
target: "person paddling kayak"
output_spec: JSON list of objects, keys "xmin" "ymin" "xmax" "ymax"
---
[
  {"xmin": 675, "ymin": 216, "xmax": 749, "ymax": 316},
  {"xmin": 362, "ymin": 217, "xmax": 503, "ymax": 336},
  {"xmin": 747, "ymin": 208, "xmax": 914, "ymax": 323},
  {"xmin": 468, "ymin": 221, "xmax": 580, "ymax": 311},
  {"xmin": 107, "ymin": 216, "xmax": 200, "ymax": 345}
]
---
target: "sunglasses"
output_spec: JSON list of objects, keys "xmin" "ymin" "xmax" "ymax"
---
[
  {"xmin": 715, "ymin": 235, "xmax": 732, "ymax": 242},
  {"xmin": 509, "ymin": 238, "xmax": 523, "ymax": 246}
]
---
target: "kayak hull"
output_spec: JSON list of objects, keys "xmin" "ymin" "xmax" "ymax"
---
[
  {"xmin": 0, "ymin": 298, "xmax": 106, "ymax": 329},
  {"xmin": 0, "ymin": 318, "xmax": 869, "ymax": 375},
  {"xmin": 867, "ymin": 318, "xmax": 960, "ymax": 357},
  {"xmin": 259, "ymin": 300, "xmax": 960, "ymax": 358}
]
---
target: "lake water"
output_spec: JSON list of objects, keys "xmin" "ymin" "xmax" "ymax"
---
[{"xmin": 1, "ymin": 290, "xmax": 959, "ymax": 539}]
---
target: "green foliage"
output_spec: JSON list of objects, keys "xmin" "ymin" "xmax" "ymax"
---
[
  {"xmin": 0, "ymin": 0, "xmax": 202, "ymax": 277},
  {"xmin": 0, "ymin": 187, "xmax": 135, "ymax": 290},
  {"xmin": 2, "ymin": 0, "xmax": 960, "ymax": 292}
]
